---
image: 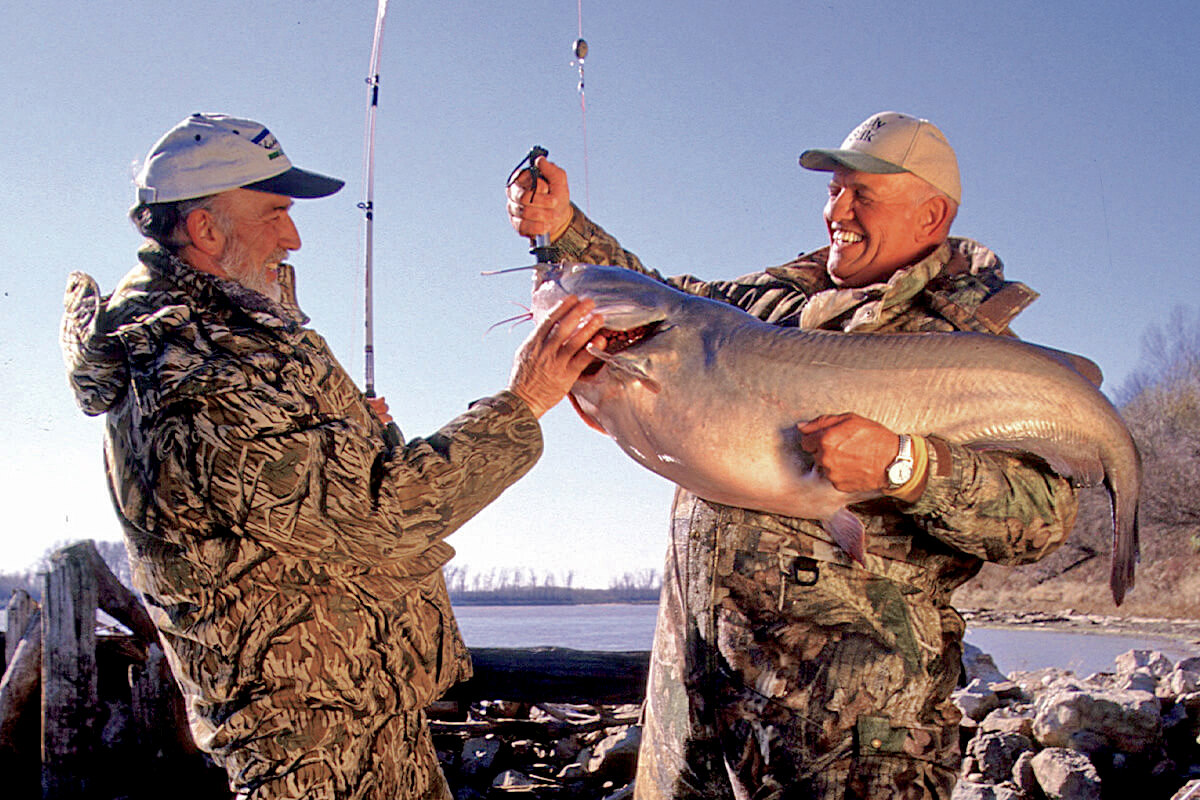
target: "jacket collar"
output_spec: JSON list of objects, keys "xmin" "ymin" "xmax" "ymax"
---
[{"xmin": 137, "ymin": 244, "xmax": 310, "ymax": 329}]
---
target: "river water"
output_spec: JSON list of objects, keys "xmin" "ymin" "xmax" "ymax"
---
[{"xmin": 454, "ymin": 603, "xmax": 1200, "ymax": 678}]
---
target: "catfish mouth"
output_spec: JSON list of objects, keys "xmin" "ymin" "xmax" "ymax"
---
[{"xmin": 581, "ymin": 320, "xmax": 663, "ymax": 377}]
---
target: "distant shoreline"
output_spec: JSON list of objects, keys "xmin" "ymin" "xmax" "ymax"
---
[
  {"xmin": 960, "ymin": 607, "xmax": 1200, "ymax": 646},
  {"xmin": 450, "ymin": 597, "xmax": 659, "ymax": 606}
]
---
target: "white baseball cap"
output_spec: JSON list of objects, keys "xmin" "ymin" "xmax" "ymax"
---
[
  {"xmin": 134, "ymin": 113, "xmax": 344, "ymax": 204},
  {"xmin": 799, "ymin": 111, "xmax": 961, "ymax": 204}
]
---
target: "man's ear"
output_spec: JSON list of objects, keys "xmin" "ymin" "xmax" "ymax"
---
[
  {"xmin": 184, "ymin": 207, "xmax": 226, "ymax": 257},
  {"xmin": 917, "ymin": 194, "xmax": 955, "ymax": 244}
]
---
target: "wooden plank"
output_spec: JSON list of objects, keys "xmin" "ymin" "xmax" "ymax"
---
[
  {"xmin": 79, "ymin": 540, "xmax": 158, "ymax": 643},
  {"xmin": 444, "ymin": 647, "xmax": 650, "ymax": 705},
  {"xmin": 41, "ymin": 542, "xmax": 100, "ymax": 799}
]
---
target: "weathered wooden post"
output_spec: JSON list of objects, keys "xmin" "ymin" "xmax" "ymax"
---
[
  {"xmin": 41, "ymin": 541, "xmax": 100, "ymax": 798},
  {"xmin": 5, "ymin": 588, "xmax": 38, "ymax": 669},
  {"xmin": 0, "ymin": 607, "xmax": 42, "ymax": 750}
]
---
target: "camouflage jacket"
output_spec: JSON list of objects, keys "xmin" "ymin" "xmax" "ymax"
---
[
  {"xmin": 60, "ymin": 246, "xmax": 543, "ymax": 760},
  {"xmin": 555, "ymin": 207, "xmax": 1081, "ymax": 799},
  {"xmin": 554, "ymin": 205, "xmax": 1078, "ymax": 586}
]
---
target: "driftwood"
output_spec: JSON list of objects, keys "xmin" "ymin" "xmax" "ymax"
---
[
  {"xmin": 430, "ymin": 708, "xmax": 640, "ymax": 740},
  {"xmin": 445, "ymin": 647, "xmax": 650, "ymax": 705}
]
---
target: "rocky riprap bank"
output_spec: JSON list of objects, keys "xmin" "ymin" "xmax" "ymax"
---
[
  {"xmin": 428, "ymin": 641, "xmax": 1200, "ymax": 800},
  {"xmin": 952, "ymin": 644, "xmax": 1200, "ymax": 799}
]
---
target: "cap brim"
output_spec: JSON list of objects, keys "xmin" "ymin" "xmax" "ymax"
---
[
  {"xmin": 799, "ymin": 148, "xmax": 908, "ymax": 175},
  {"xmin": 243, "ymin": 167, "xmax": 344, "ymax": 198}
]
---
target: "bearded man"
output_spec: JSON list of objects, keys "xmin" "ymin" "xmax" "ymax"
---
[
  {"xmin": 506, "ymin": 112, "xmax": 1079, "ymax": 799},
  {"xmin": 61, "ymin": 113, "xmax": 604, "ymax": 799}
]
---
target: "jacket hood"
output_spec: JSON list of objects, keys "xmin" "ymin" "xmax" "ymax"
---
[
  {"xmin": 61, "ymin": 270, "xmax": 129, "ymax": 416},
  {"xmin": 61, "ymin": 246, "xmax": 307, "ymax": 416}
]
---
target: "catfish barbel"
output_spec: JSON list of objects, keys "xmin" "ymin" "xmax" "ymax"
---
[{"xmin": 530, "ymin": 262, "xmax": 1141, "ymax": 605}]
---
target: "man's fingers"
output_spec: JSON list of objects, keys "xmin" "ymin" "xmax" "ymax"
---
[{"xmin": 798, "ymin": 413, "xmax": 851, "ymax": 434}]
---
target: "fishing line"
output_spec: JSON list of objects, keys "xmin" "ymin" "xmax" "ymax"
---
[{"xmin": 572, "ymin": 0, "xmax": 591, "ymax": 213}]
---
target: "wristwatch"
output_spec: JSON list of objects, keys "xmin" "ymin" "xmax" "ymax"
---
[{"xmin": 885, "ymin": 434, "xmax": 914, "ymax": 488}]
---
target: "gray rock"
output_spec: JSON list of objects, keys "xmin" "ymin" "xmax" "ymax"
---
[
  {"xmin": 965, "ymin": 731, "xmax": 1035, "ymax": 784},
  {"xmin": 965, "ymin": 642, "xmax": 1010, "ymax": 685},
  {"xmin": 956, "ymin": 678, "xmax": 1002, "ymax": 722},
  {"xmin": 1116, "ymin": 667, "xmax": 1160, "ymax": 693},
  {"xmin": 1167, "ymin": 666, "xmax": 1200, "ymax": 697},
  {"xmin": 1012, "ymin": 751, "xmax": 1038, "ymax": 796},
  {"xmin": 950, "ymin": 779, "xmax": 1027, "ymax": 800},
  {"xmin": 1032, "ymin": 687, "xmax": 1162, "ymax": 753},
  {"xmin": 981, "ymin": 706, "xmax": 1036, "ymax": 738},
  {"xmin": 1115, "ymin": 649, "xmax": 1174, "ymax": 679},
  {"xmin": 587, "ymin": 726, "xmax": 641, "ymax": 780},
  {"xmin": 1030, "ymin": 748, "xmax": 1102, "ymax": 800},
  {"xmin": 461, "ymin": 736, "xmax": 504, "ymax": 777},
  {"xmin": 1010, "ymin": 668, "xmax": 1085, "ymax": 699}
]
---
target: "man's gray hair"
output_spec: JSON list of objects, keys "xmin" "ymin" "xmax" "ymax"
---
[{"xmin": 128, "ymin": 194, "xmax": 230, "ymax": 253}]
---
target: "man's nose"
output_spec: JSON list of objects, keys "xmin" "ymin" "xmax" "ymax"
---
[
  {"xmin": 826, "ymin": 189, "xmax": 853, "ymax": 221},
  {"xmin": 278, "ymin": 212, "xmax": 302, "ymax": 250}
]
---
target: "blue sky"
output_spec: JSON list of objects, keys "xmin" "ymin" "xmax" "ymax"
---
[{"xmin": 2, "ymin": 0, "xmax": 1197, "ymax": 587}]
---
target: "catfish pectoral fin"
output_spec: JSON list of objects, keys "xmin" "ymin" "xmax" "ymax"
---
[
  {"xmin": 823, "ymin": 509, "xmax": 866, "ymax": 564},
  {"xmin": 586, "ymin": 345, "xmax": 662, "ymax": 393}
]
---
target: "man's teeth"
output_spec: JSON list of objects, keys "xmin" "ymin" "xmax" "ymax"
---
[{"xmin": 833, "ymin": 231, "xmax": 863, "ymax": 245}]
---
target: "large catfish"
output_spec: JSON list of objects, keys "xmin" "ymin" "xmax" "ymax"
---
[{"xmin": 530, "ymin": 261, "xmax": 1141, "ymax": 605}]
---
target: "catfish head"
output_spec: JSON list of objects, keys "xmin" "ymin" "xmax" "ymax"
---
[{"xmin": 532, "ymin": 263, "xmax": 680, "ymax": 389}]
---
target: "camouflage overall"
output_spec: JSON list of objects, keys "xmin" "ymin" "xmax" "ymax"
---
[
  {"xmin": 61, "ymin": 246, "xmax": 545, "ymax": 799},
  {"xmin": 554, "ymin": 207, "xmax": 1080, "ymax": 799}
]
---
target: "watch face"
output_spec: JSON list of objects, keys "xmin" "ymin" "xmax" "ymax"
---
[{"xmin": 888, "ymin": 461, "xmax": 913, "ymax": 486}]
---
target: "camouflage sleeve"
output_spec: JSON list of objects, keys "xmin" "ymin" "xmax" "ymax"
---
[
  {"xmin": 157, "ymin": 386, "xmax": 542, "ymax": 571},
  {"xmin": 905, "ymin": 437, "xmax": 1079, "ymax": 564},
  {"xmin": 553, "ymin": 204, "xmax": 811, "ymax": 323}
]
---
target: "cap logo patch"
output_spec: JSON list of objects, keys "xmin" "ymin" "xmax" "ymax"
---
[
  {"xmin": 250, "ymin": 128, "xmax": 281, "ymax": 152},
  {"xmin": 850, "ymin": 117, "xmax": 887, "ymax": 143}
]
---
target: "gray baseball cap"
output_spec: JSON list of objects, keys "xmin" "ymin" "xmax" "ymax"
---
[
  {"xmin": 135, "ymin": 113, "xmax": 344, "ymax": 204},
  {"xmin": 800, "ymin": 111, "xmax": 961, "ymax": 204}
]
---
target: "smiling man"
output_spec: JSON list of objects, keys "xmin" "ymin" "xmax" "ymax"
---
[
  {"xmin": 61, "ymin": 113, "xmax": 604, "ymax": 799},
  {"xmin": 506, "ymin": 112, "xmax": 1079, "ymax": 799}
]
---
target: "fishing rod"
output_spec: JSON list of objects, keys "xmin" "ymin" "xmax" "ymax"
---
[
  {"xmin": 359, "ymin": 0, "xmax": 403, "ymax": 446},
  {"xmin": 360, "ymin": 0, "xmax": 388, "ymax": 401}
]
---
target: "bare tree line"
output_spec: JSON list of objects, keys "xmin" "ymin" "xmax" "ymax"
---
[
  {"xmin": 443, "ymin": 564, "xmax": 661, "ymax": 604},
  {"xmin": 1116, "ymin": 305, "xmax": 1200, "ymax": 530}
]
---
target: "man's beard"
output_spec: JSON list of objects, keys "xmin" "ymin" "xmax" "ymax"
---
[{"xmin": 218, "ymin": 236, "xmax": 286, "ymax": 303}]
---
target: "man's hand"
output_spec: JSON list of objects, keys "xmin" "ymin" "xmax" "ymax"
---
[
  {"xmin": 798, "ymin": 413, "xmax": 900, "ymax": 493},
  {"xmin": 507, "ymin": 156, "xmax": 573, "ymax": 241},
  {"xmin": 509, "ymin": 295, "xmax": 605, "ymax": 419},
  {"xmin": 365, "ymin": 396, "xmax": 394, "ymax": 424}
]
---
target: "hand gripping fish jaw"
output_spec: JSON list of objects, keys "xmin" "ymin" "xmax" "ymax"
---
[{"xmin": 533, "ymin": 261, "xmax": 670, "ymax": 391}]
